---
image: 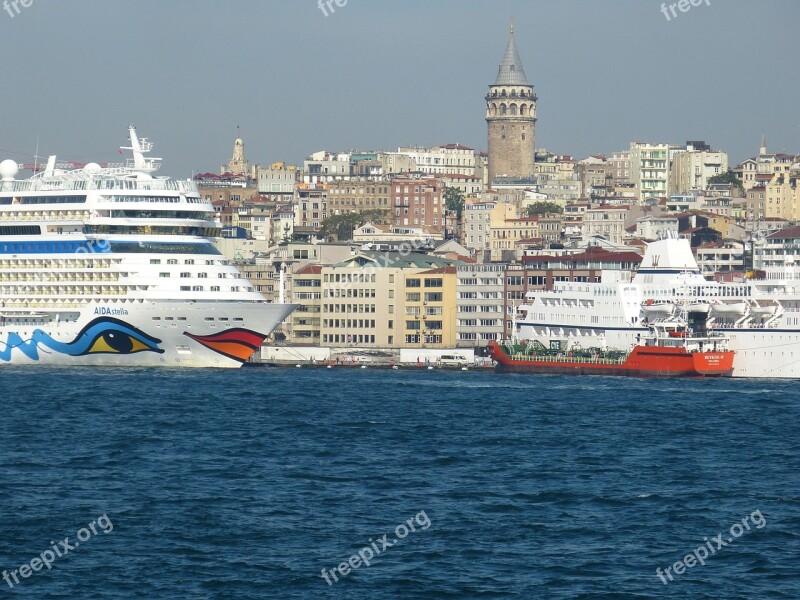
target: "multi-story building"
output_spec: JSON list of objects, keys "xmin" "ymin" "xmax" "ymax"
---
[
  {"xmin": 609, "ymin": 150, "xmax": 632, "ymax": 185},
  {"xmin": 456, "ymin": 263, "xmax": 505, "ymax": 346},
  {"xmin": 402, "ymin": 266, "xmax": 458, "ymax": 347},
  {"xmin": 257, "ymin": 162, "xmax": 298, "ymax": 202},
  {"xmin": 583, "ymin": 205, "xmax": 629, "ymax": 244},
  {"xmin": 577, "ymin": 156, "xmax": 613, "ymax": 199},
  {"xmin": 304, "ymin": 151, "xmax": 353, "ymax": 184},
  {"xmin": 752, "ymin": 225, "xmax": 800, "ymax": 273},
  {"xmin": 440, "ymin": 173, "xmax": 484, "ymax": 196},
  {"xmin": 486, "ymin": 21, "xmax": 537, "ymax": 184},
  {"xmin": 391, "ymin": 176, "xmax": 444, "ymax": 228},
  {"xmin": 694, "ymin": 243, "xmax": 746, "ymax": 277},
  {"xmin": 395, "ymin": 144, "xmax": 479, "ymax": 177},
  {"xmin": 739, "ymin": 136, "xmax": 795, "ymax": 192},
  {"xmin": 630, "ymin": 141, "xmax": 669, "ymax": 202},
  {"xmin": 290, "ymin": 264, "xmax": 323, "ymax": 345},
  {"xmin": 764, "ymin": 161, "xmax": 800, "ymax": 220},
  {"xmin": 295, "ymin": 183, "xmax": 328, "ymax": 230},
  {"xmin": 463, "ymin": 199, "xmax": 517, "ymax": 259},
  {"xmin": 669, "ymin": 142, "xmax": 728, "ymax": 195},
  {"xmin": 327, "ymin": 178, "xmax": 392, "ymax": 216},
  {"xmin": 635, "ymin": 216, "xmax": 679, "ymax": 241},
  {"xmin": 319, "ymin": 252, "xmax": 459, "ymax": 348}
]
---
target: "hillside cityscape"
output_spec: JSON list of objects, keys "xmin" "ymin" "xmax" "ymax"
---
[{"xmin": 194, "ymin": 22, "xmax": 797, "ymax": 354}]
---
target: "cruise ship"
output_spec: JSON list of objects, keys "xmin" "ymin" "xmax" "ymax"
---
[
  {"xmin": 0, "ymin": 126, "xmax": 295, "ymax": 368},
  {"xmin": 514, "ymin": 234, "xmax": 800, "ymax": 378}
]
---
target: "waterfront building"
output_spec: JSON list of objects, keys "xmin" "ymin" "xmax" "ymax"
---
[
  {"xmin": 320, "ymin": 252, "xmax": 460, "ymax": 348},
  {"xmin": 403, "ymin": 266, "xmax": 458, "ymax": 347},
  {"xmin": 457, "ymin": 263, "xmax": 506, "ymax": 346}
]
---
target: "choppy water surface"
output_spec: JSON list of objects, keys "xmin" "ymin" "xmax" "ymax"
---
[{"xmin": 1, "ymin": 367, "xmax": 798, "ymax": 598}]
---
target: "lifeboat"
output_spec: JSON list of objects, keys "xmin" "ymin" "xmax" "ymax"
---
[
  {"xmin": 710, "ymin": 301, "xmax": 748, "ymax": 316},
  {"xmin": 641, "ymin": 299, "xmax": 674, "ymax": 316},
  {"xmin": 750, "ymin": 303, "xmax": 778, "ymax": 317}
]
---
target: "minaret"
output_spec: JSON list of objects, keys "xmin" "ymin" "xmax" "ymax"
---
[
  {"xmin": 759, "ymin": 133, "xmax": 767, "ymax": 156},
  {"xmin": 486, "ymin": 19, "xmax": 537, "ymax": 184}
]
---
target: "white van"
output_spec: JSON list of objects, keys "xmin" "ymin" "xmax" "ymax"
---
[{"xmin": 438, "ymin": 354, "xmax": 469, "ymax": 367}]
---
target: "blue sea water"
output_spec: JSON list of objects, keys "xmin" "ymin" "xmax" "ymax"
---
[{"xmin": 0, "ymin": 366, "xmax": 798, "ymax": 599}]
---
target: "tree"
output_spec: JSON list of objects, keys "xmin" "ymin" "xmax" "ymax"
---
[
  {"xmin": 526, "ymin": 201, "xmax": 563, "ymax": 216},
  {"xmin": 443, "ymin": 187, "xmax": 465, "ymax": 220},
  {"xmin": 708, "ymin": 169, "xmax": 744, "ymax": 195},
  {"xmin": 318, "ymin": 209, "xmax": 391, "ymax": 241}
]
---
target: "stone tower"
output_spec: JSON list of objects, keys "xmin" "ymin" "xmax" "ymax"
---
[
  {"xmin": 223, "ymin": 129, "xmax": 249, "ymax": 176},
  {"xmin": 486, "ymin": 20, "xmax": 537, "ymax": 184}
]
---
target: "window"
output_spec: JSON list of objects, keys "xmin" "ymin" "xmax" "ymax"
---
[{"xmin": 159, "ymin": 272, "xmax": 170, "ymax": 278}]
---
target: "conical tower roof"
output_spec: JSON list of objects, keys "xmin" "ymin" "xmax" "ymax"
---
[{"xmin": 494, "ymin": 20, "xmax": 528, "ymax": 86}]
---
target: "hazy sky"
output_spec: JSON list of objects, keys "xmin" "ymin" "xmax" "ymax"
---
[{"xmin": 1, "ymin": 0, "xmax": 798, "ymax": 177}]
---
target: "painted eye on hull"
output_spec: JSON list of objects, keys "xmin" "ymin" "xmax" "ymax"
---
[
  {"xmin": 85, "ymin": 330, "xmax": 154, "ymax": 354},
  {"xmin": 66, "ymin": 317, "xmax": 165, "ymax": 356}
]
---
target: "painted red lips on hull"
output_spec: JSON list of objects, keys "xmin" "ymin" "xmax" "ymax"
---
[{"xmin": 184, "ymin": 328, "xmax": 267, "ymax": 363}]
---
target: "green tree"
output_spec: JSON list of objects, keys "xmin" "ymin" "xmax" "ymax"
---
[
  {"xmin": 318, "ymin": 209, "xmax": 391, "ymax": 241},
  {"xmin": 443, "ymin": 187, "xmax": 465, "ymax": 220},
  {"xmin": 708, "ymin": 169, "xmax": 744, "ymax": 195},
  {"xmin": 525, "ymin": 201, "xmax": 563, "ymax": 216}
]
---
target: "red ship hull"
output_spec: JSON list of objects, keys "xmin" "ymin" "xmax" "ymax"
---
[{"xmin": 488, "ymin": 342, "xmax": 734, "ymax": 377}]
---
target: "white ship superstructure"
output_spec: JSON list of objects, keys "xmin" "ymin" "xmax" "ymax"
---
[
  {"xmin": 515, "ymin": 233, "xmax": 800, "ymax": 378},
  {"xmin": 0, "ymin": 126, "xmax": 295, "ymax": 367}
]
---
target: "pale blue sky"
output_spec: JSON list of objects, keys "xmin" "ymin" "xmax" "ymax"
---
[{"xmin": 1, "ymin": 0, "xmax": 797, "ymax": 176}]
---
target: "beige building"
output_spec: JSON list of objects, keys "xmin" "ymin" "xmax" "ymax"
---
[
  {"xmin": 583, "ymin": 205, "xmax": 629, "ymax": 244},
  {"xmin": 764, "ymin": 161, "xmax": 800, "ymax": 220},
  {"xmin": 463, "ymin": 199, "xmax": 518, "ymax": 259},
  {"xmin": 320, "ymin": 252, "xmax": 459, "ymax": 348},
  {"xmin": 295, "ymin": 183, "xmax": 328, "ymax": 230},
  {"xmin": 290, "ymin": 264, "xmax": 323, "ymax": 345},
  {"xmin": 669, "ymin": 143, "xmax": 728, "ymax": 195},
  {"xmin": 327, "ymin": 178, "xmax": 392, "ymax": 215},
  {"xmin": 402, "ymin": 266, "xmax": 458, "ymax": 348}
]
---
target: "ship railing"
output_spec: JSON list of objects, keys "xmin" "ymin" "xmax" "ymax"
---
[
  {"xmin": 510, "ymin": 352, "xmax": 626, "ymax": 365},
  {"xmin": 2, "ymin": 177, "xmax": 199, "ymax": 194}
]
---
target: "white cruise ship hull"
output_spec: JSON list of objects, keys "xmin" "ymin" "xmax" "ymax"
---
[{"xmin": 0, "ymin": 300, "xmax": 296, "ymax": 368}]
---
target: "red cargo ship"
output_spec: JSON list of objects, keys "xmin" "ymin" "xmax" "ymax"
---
[{"xmin": 488, "ymin": 320, "xmax": 734, "ymax": 377}]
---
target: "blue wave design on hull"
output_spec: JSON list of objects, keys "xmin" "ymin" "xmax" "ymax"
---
[{"xmin": 0, "ymin": 317, "xmax": 164, "ymax": 362}]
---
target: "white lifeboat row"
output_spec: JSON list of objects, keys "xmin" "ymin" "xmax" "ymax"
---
[{"xmin": 641, "ymin": 299, "xmax": 780, "ymax": 319}]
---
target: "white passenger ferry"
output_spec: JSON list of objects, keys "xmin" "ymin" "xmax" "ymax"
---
[
  {"xmin": 0, "ymin": 126, "xmax": 295, "ymax": 367},
  {"xmin": 515, "ymin": 234, "xmax": 800, "ymax": 378}
]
